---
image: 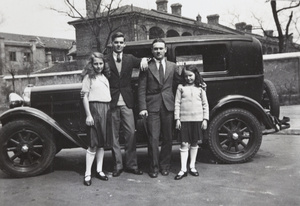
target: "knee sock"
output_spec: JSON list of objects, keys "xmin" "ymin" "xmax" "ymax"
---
[
  {"xmin": 96, "ymin": 148, "xmax": 105, "ymax": 173},
  {"xmin": 180, "ymin": 148, "xmax": 189, "ymax": 173},
  {"xmin": 189, "ymin": 146, "xmax": 199, "ymax": 170},
  {"xmin": 85, "ymin": 150, "xmax": 96, "ymax": 178}
]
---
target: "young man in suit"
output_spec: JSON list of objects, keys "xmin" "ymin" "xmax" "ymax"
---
[
  {"xmin": 138, "ymin": 38, "xmax": 181, "ymax": 178},
  {"xmin": 107, "ymin": 32, "xmax": 148, "ymax": 177}
]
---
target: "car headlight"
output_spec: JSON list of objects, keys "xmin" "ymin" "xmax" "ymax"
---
[
  {"xmin": 9, "ymin": 93, "xmax": 24, "ymax": 108},
  {"xmin": 23, "ymin": 85, "xmax": 32, "ymax": 106}
]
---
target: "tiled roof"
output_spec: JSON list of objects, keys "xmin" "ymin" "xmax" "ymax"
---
[{"xmin": 0, "ymin": 32, "xmax": 75, "ymax": 50}]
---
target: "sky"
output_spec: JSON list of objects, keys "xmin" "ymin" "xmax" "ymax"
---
[{"xmin": 0, "ymin": 0, "xmax": 299, "ymax": 43}]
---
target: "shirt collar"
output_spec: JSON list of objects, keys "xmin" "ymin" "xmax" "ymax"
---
[{"xmin": 113, "ymin": 52, "xmax": 122, "ymax": 60}]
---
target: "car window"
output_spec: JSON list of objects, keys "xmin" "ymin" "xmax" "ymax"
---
[{"xmin": 175, "ymin": 44, "xmax": 227, "ymax": 73}]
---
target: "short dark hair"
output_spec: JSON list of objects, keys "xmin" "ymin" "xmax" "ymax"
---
[
  {"xmin": 182, "ymin": 65, "xmax": 204, "ymax": 87},
  {"xmin": 111, "ymin": 32, "xmax": 125, "ymax": 41},
  {"xmin": 151, "ymin": 38, "xmax": 165, "ymax": 46}
]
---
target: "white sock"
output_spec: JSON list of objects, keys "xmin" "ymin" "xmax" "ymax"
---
[
  {"xmin": 96, "ymin": 148, "xmax": 104, "ymax": 173},
  {"xmin": 180, "ymin": 148, "xmax": 189, "ymax": 173},
  {"xmin": 189, "ymin": 146, "xmax": 199, "ymax": 170},
  {"xmin": 85, "ymin": 149, "xmax": 96, "ymax": 178}
]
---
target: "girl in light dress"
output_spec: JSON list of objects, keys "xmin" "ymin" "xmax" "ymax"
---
[{"xmin": 81, "ymin": 52, "xmax": 112, "ymax": 186}]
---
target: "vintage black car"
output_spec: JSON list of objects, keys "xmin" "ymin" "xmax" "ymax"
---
[{"xmin": 0, "ymin": 35, "xmax": 290, "ymax": 177}]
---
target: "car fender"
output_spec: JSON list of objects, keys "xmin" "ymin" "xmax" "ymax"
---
[
  {"xmin": 0, "ymin": 106, "xmax": 88, "ymax": 149},
  {"xmin": 210, "ymin": 95, "xmax": 275, "ymax": 129}
]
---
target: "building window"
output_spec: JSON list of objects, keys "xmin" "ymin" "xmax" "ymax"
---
[
  {"xmin": 24, "ymin": 52, "xmax": 31, "ymax": 62},
  {"xmin": 9, "ymin": 52, "xmax": 16, "ymax": 61}
]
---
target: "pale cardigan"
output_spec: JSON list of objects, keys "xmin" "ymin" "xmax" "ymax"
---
[{"xmin": 174, "ymin": 84, "xmax": 209, "ymax": 122}]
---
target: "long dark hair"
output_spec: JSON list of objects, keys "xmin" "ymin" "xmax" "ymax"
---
[
  {"xmin": 181, "ymin": 65, "xmax": 204, "ymax": 88},
  {"xmin": 81, "ymin": 52, "xmax": 111, "ymax": 80}
]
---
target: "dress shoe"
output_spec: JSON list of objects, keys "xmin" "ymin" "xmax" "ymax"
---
[
  {"xmin": 96, "ymin": 172, "xmax": 108, "ymax": 181},
  {"xmin": 148, "ymin": 172, "xmax": 158, "ymax": 178},
  {"xmin": 125, "ymin": 168, "xmax": 143, "ymax": 175},
  {"xmin": 84, "ymin": 175, "xmax": 91, "ymax": 186},
  {"xmin": 160, "ymin": 170, "xmax": 169, "ymax": 176},
  {"xmin": 174, "ymin": 171, "xmax": 187, "ymax": 180},
  {"xmin": 189, "ymin": 169, "xmax": 199, "ymax": 176},
  {"xmin": 112, "ymin": 169, "xmax": 123, "ymax": 177}
]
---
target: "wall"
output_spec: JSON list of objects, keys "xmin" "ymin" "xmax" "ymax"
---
[
  {"xmin": 1, "ymin": 71, "xmax": 82, "ymax": 104},
  {"xmin": 1, "ymin": 53, "xmax": 299, "ymax": 106},
  {"xmin": 263, "ymin": 52, "xmax": 300, "ymax": 105}
]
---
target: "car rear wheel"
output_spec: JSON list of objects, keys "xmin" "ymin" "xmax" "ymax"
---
[
  {"xmin": 208, "ymin": 108, "xmax": 262, "ymax": 163},
  {"xmin": 262, "ymin": 79, "xmax": 280, "ymax": 118},
  {"xmin": 0, "ymin": 120, "xmax": 56, "ymax": 177}
]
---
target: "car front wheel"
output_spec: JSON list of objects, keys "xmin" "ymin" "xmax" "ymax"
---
[
  {"xmin": 208, "ymin": 108, "xmax": 262, "ymax": 164},
  {"xmin": 0, "ymin": 119, "xmax": 56, "ymax": 177}
]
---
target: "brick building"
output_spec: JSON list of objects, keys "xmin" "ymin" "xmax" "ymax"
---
[
  {"xmin": 0, "ymin": 32, "xmax": 75, "ymax": 75},
  {"xmin": 68, "ymin": 0, "xmax": 299, "ymax": 60}
]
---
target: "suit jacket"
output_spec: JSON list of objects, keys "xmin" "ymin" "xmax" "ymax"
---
[
  {"xmin": 106, "ymin": 53, "xmax": 141, "ymax": 109},
  {"xmin": 138, "ymin": 59, "xmax": 180, "ymax": 113}
]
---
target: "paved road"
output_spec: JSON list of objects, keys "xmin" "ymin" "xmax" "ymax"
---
[{"xmin": 0, "ymin": 134, "xmax": 299, "ymax": 206}]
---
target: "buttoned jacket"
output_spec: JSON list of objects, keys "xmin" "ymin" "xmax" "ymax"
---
[
  {"xmin": 138, "ymin": 59, "xmax": 181, "ymax": 112},
  {"xmin": 106, "ymin": 53, "xmax": 141, "ymax": 109}
]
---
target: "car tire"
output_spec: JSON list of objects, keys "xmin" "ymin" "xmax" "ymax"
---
[
  {"xmin": 0, "ymin": 119, "xmax": 56, "ymax": 177},
  {"xmin": 262, "ymin": 79, "xmax": 280, "ymax": 118},
  {"xmin": 208, "ymin": 108, "xmax": 262, "ymax": 164}
]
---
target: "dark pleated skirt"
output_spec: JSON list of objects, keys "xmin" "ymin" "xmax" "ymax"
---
[
  {"xmin": 178, "ymin": 121, "xmax": 203, "ymax": 145},
  {"xmin": 87, "ymin": 102, "xmax": 112, "ymax": 148}
]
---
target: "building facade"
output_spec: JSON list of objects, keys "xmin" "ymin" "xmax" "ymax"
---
[
  {"xmin": 0, "ymin": 32, "xmax": 75, "ymax": 75},
  {"xmin": 69, "ymin": 0, "xmax": 299, "ymax": 60}
]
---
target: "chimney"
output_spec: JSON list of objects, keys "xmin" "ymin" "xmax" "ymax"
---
[
  {"xmin": 235, "ymin": 22, "xmax": 246, "ymax": 31},
  {"xmin": 171, "ymin": 3, "xmax": 182, "ymax": 16},
  {"xmin": 86, "ymin": 0, "xmax": 100, "ymax": 18},
  {"xmin": 0, "ymin": 37, "xmax": 5, "ymax": 75},
  {"xmin": 156, "ymin": 0, "xmax": 168, "ymax": 13},
  {"xmin": 196, "ymin": 14, "xmax": 202, "ymax": 23},
  {"xmin": 207, "ymin": 14, "xmax": 219, "ymax": 25},
  {"xmin": 265, "ymin": 30, "xmax": 274, "ymax": 37},
  {"xmin": 245, "ymin": 24, "xmax": 252, "ymax": 33}
]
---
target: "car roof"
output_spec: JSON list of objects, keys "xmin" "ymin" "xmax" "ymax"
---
[{"xmin": 122, "ymin": 35, "xmax": 254, "ymax": 47}]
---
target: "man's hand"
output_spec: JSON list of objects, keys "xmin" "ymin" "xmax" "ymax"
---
[
  {"xmin": 80, "ymin": 91, "xmax": 85, "ymax": 98},
  {"xmin": 140, "ymin": 58, "xmax": 150, "ymax": 71},
  {"xmin": 175, "ymin": 119, "xmax": 181, "ymax": 130},
  {"xmin": 139, "ymin": 110, "xmax": 148, "ymax": 117}
]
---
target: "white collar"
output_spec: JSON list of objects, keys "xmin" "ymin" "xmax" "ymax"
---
[{"xmin": 113, "ymin": 52, "xmax": 122, "ymax": 59}]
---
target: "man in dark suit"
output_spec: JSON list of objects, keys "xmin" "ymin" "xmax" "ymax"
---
[
  {"xmin": 138, "ymin": 38, "xmax": 181, "ymax": 178},
  {"xmin": 107, "ymin": 32, "xmax": 147, "ymax": 177}
]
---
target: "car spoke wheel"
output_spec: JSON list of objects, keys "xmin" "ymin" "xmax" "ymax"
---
[
  {"xmin": 208, "ymin": 108, "xmax": 262, "ymax": 163},
  {"xmin": 261, "ymin": 79, "xmax": 280, "ymax": 118},
  {"xmin": 0, "ymin": 120, "xmax": 56, "ymax": 177}
]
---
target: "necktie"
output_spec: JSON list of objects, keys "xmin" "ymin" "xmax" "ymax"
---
[
  {"xmin": 116, "ymin": 53, "xmax": 121, "ymax": 63},
  {"xmin": 159, "ymin": 61, "xmax": 164, "ymax": 83}
]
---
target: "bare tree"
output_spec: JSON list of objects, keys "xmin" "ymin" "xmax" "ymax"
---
[
  {"xmin": 267, "ymin": 0, "xmax": 300, "ymax": 52},
  {"xmin": 6, "ymin": 64, "xmax": 16, "ymax": 92},
  {"xmin": 51, "ymin": 0, "xmax": 133, "ymax": 52}
]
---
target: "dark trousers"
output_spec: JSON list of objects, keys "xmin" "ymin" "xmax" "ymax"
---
[
  {"xmin": 111, "ymin": 105, "xmax": 138, "ymax": 170},
  {"xmin": 147, "ymin": 104, "xmax": 173, "ymax": 173}
]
